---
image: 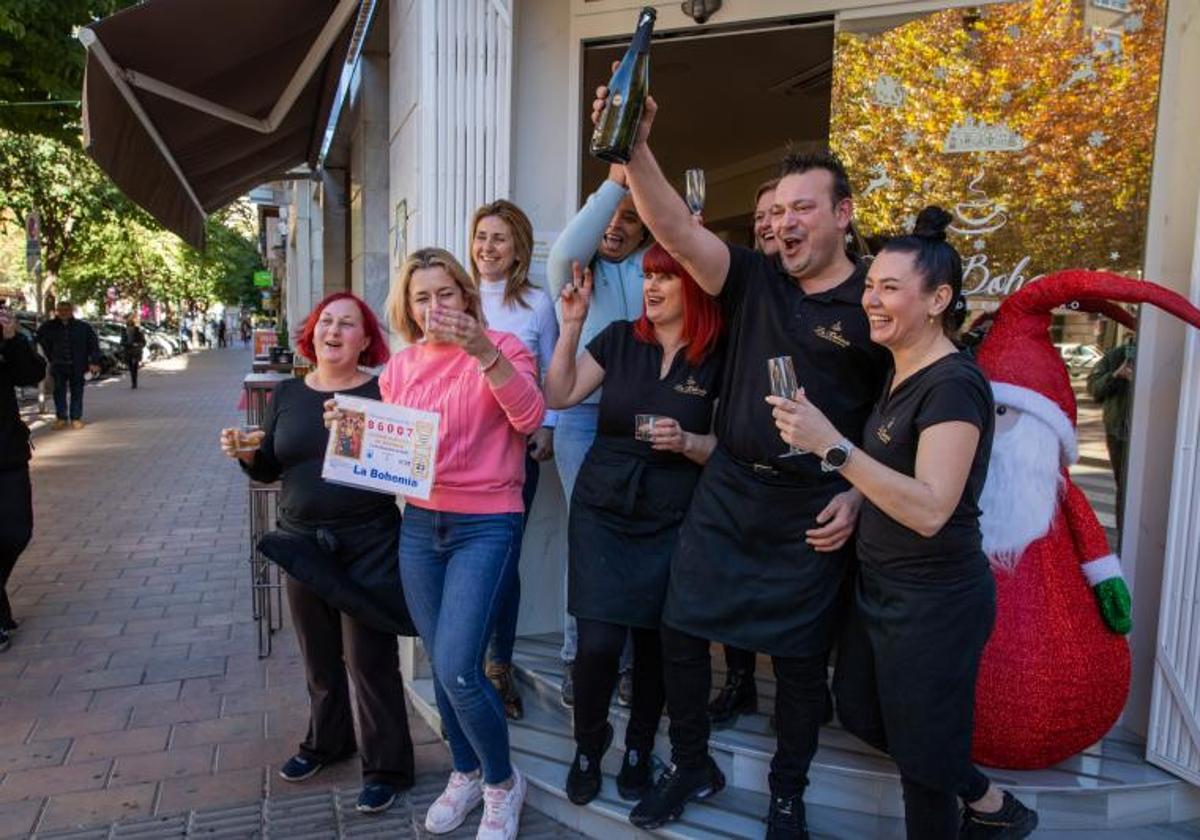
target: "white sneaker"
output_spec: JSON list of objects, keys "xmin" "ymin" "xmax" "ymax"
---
[
  {"xmin": 425, "ymin": 770, "xmax": 483, "ymax": 834},
  {"xmin": 477, "ymin": 767, "xmax": 526, "ymax": 840}
]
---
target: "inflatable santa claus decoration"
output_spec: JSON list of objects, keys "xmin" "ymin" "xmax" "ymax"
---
[{"xmin": 971, "ymin": 269, "xmax": 1200, "ymax": 769}]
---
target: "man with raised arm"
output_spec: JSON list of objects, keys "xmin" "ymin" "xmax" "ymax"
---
[{"xmin": 595, "ymin": 92, "xmax": 889, "ymax": 838}]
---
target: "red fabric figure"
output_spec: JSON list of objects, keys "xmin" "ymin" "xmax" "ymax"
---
[{"xmin": 971, "ymin": 270, "xmax": 1200, "ymax": 769}]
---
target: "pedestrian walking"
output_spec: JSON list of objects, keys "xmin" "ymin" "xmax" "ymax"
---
[
  {"xmin": 120, "ymin": 315, "xmax": 146, "ymax": 389},
  {"xmin": 773, "ymin": 207, "xmax": 1037, "ymax": 840},
  {"xmin": 218, "ymin": 320, "xmax": 228, "ymax": 348},
  {"xmin": 358, "ymin": 247, "xmax": 545, "ymax": 840},
  {"xmin": 220, "ymin": 292, "xmax": 416, "ymax": 815},
  {"xmin": 0, "ymin": 305, "xmax": 47, "ymax": 651},
  {"xmin": 469, "ymin": 199, "xmax": 559, "ymax": 722},
  {"xmin": 546, "ymin": 246, "xmax": 723, "ymax": 806},
  {"xmin": 36, "ymin": 301, "xmax": 101, "ymax": 429}
]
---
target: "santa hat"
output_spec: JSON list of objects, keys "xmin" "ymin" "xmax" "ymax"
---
[{"xmin": 975, "ymin": 270, "xmax": 1200, "ymax": 467}]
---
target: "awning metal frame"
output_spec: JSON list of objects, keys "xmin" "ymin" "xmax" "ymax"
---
[{"xmin": 77, "ymin": 0, "xmax": 360, "ymax": 221}]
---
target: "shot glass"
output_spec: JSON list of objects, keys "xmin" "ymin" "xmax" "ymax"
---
[{"xmin": 635, "ymin": 414, "xmax": 662, "ymax": 442}]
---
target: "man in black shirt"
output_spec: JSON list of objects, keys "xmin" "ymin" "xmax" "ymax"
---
[
  {"xmin": 605, "ymin": 90, "xmax": 888, "ymax": 837},
  {"xmin": 36, "ymin": 302, "xmax": 101, "ymax": 429},
  {"xmin": 0, "ymin": 306, "xmax": 47, "ymax": 651}
]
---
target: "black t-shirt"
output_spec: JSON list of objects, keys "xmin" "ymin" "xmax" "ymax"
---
[
  {"xmin": 715, "ymin": 245, "xmax": 889, "ymax": 480},
  {"xmin": 244, "ymin": 377, "xmax": 397, "ymax": 529},
  {"xmin": 587, "ymin": 320, "xmax": 722, "ymax": 452},
  {"xmin": 856, "ymin": 352, "xmax": 994, "ymax": 579}
]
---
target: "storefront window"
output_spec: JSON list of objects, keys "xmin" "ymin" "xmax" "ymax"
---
[
  {"xmin": 830, "ymin": 0, "xmax": 1167, "ymax": 547},
  {"xmin": 831, "ymin": 0, "xmax": 1165, "ymax": 295}
]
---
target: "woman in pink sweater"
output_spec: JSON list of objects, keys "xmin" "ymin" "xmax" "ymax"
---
[{"xmin": 382, "ymin": 247, "xmax": 544, "ymax": 840}]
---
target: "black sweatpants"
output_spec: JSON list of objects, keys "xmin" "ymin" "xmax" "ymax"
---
[
  {"xmin": 573, "ymin": 618, "xmax": 665, "ymax": 754},
  {"xmin": 285, "ymin": 574, "xmax": 415, "ymax": 787},
  {"xmin": 661, "ymin": 624, "xmax": 829, "ymax": 797},
  {"xmin": 0, "ymin": 467, "xmax": 33, "ymax": 629}
]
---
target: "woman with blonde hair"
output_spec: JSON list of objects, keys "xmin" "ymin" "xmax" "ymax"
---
[
  {"xmin": 468, "ymin": 199, "xmax": 559, "ymax": 720},
  {"xmin": 362, "ymin": 247, "xmax": 544, "ymax": 840}
]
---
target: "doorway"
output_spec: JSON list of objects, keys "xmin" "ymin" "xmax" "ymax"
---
[{"xmin": 579, "ymin": 18, "xmax": 835, "ymax": 245}]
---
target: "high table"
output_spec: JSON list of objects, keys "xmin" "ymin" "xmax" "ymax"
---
[{"xmin": 242, "ymin": 372, "xmax": 291, "ymax": 656}]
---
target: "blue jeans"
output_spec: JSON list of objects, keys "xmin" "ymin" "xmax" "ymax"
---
[
  {"xmin": 553, "ymin": 405, "xmax": 632, "ymax": 672},
  {"xmin": 488, "ymin": 453, "xmax": 539, "ymax": 665},
  {"xmin": 51, "ymin": 364, "xmax": 85, "ymax": 421},
  {"xmin": 400, "ymin": 507, "xmax": 523, "ymax": 783}
]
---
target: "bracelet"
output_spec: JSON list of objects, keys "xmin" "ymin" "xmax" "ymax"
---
[{"xmin": 478, "ymin": 348, "xmax": 503, "ymax": 374}]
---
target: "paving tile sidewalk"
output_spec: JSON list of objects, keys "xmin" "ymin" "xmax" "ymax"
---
[{"xmin": 1, "ymin": 349, "xmax": 451, "ymax": 838}]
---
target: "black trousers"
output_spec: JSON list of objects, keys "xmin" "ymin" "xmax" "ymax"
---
[
  {"xmin": 661, "ymin": 624, "xmax": 828, "ymax": 796},
  {"xmin": 573, "ymin": 618, "xmax": 665, "ymax": 753},
  {"xmin": 899, "ymin": 773, "xmax": 990, "ymax": 840},
  {"xmin": 723, "ymin": 644, "xmax": 757, "ymax": 677},
  {"xmin": 1106, "ymin": 433, "xmax": 1127, "ymax": 531},
  {"xmin": 128, "ymin": 358, "xmax": 139, "ymax": 388},
  {"xmin": 284, "ymin": 574, "xmax": 415, "ymax": 787},
  {"xmin": 0, "ymin": 467, "xmax": 33, "ymax": 629}
]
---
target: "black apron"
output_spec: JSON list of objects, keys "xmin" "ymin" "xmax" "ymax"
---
[
  {"xmin": 662, "ymin": 446, "xmax": 853, "ymax": 658},
  {"xmin": 833, "ymin": 560, "xmax": 995, "ymax": 793},
  {"xmin": 568, "ymin": 435, "xmax": 701, "ymax": 629}
]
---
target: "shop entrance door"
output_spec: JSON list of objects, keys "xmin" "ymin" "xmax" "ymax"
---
[{"xmin": 579, "ymin": 17, "xmax": 835, "ymax": 242}]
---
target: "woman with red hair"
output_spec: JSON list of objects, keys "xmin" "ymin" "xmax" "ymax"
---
[
  {"xmin": 544, "ymin": 243, "xmax": 724, "ymax": 806},
  {"xmin": 219, "ymin": 292, "xmax": 414, "ymax": 815}
]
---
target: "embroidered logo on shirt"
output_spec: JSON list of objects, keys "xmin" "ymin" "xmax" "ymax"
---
[
  {"xmin": 814, "ymin": 320, "xmax": 850, "ymax": 348},
  {"xmin": 875, "ymin": 416, "xmax": 895, "ymax": 445},
  {"xmin": 674, "ymin": 376, "xmax": 708, "ymax": 397}
]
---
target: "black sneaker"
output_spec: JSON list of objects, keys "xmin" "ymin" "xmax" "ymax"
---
[
  {"xmin": 616, "ymin": 746, "xmax": 654, "ymax": 801},
  {"xmin": 278, "ymin": 754, "xmax": 322, "ymax": 782},
  {"xmin": 708, "ymin": 670, "xmax": 757, "ymax": 728},
  {"xmin": 960, "ymin": 791, "xmax": 1039, "ymax": 839},
  {"xmin": 765, "ymin": 792, "xmax": 809, "ymax": 839},
  {"xmin": 356, "ymin": 782, "xmax": 397, "ymax": 814},
  {"xmin": 565, "ymin": 724, "xmax": 613, "ymax": 805},
  {"xmin": 628, "ymin": 756, "xmax": 725, "ymax": 829},
  {"xmin": 0, "ymin": 629, "xmax": 9, "ymax": 653},
  {"xmin": 561, "ymin": 667, "xmax": 575, "ymax": 708}
]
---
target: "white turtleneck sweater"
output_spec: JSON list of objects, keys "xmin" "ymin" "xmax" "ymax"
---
[{"xmin": 479, "ymin": 278, "xmax": 559, "ymax": 427}]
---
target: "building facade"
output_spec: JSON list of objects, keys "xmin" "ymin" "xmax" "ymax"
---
[{"xmin": 275, "ymin": 0, "xmax": 1200, "ymax": 829}]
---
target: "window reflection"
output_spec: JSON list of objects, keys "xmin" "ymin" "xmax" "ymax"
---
[{"xmin": 831, "ymin": 0, "xmax": 1164, "ymax": 547}]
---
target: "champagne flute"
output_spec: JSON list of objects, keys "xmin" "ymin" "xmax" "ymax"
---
[
  {"xmin": 685, "ymin": 168, "xmax": 706, "ymax": 216},
  {"xmin": 767, "ymin": 356, "xmax": 805, "ymax": 457}
]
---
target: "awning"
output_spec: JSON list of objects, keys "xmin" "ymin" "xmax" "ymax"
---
[{"xmin": 79, "ymin": 0, "xmax": 365, "ymax": 250}]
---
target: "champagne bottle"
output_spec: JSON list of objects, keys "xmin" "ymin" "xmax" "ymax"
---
[{"xmin": 590, "ymin": 6, "xmax": 656, "ymax": 164}]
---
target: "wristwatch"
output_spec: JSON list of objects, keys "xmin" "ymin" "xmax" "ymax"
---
[{"xmin": 820, "ymin": 438, "xmax": 854, "ymax": 472}]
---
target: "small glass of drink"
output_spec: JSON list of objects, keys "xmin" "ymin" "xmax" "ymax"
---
[{"xmin": 635, "ymin": 414, "xmax": 662, "ymax": 442}]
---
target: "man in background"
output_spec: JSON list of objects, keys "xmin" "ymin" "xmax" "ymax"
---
[
  {"xmin": 36, "ymin": 301, "xmax": 101, "ymax": 429},
  {"xmin": 1087, "ymin": 336, "xmax": 1134, "ymax": 530}
]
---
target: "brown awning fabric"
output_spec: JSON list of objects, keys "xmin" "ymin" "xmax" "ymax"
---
[{"xmin": 80, "ymin": 0, "xmax": 362, "ymax": 249}]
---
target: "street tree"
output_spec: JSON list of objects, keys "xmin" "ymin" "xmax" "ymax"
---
[
  {"xmin": 0, "ymin": 129, "xmax": 121, "ymax": 310},
  {"xmin": 0, "ymin": 0, "xmax": 138, "ymax": 143}
]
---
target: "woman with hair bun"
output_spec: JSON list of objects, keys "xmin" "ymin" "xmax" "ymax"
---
[{"xmin": 768, "ymin": 207, "xmax": 1038, "ymax": 839}]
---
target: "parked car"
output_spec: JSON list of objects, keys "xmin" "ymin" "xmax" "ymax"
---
[{"xmin": 1055, "ymin": 342, "xmax": 1104, "ymax": 378}]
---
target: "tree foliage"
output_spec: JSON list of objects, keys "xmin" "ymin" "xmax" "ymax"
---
[
  {"xmin": 830, "ymin": 0, "xmax": 1164, "ymax": 297},
  {"xmin": 0, "ymin": 129, "xmax": 120, "ymax": 298},
  {"xmin": 0, "ymin": 0, "xmax": 137, "ymax": 143}
]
